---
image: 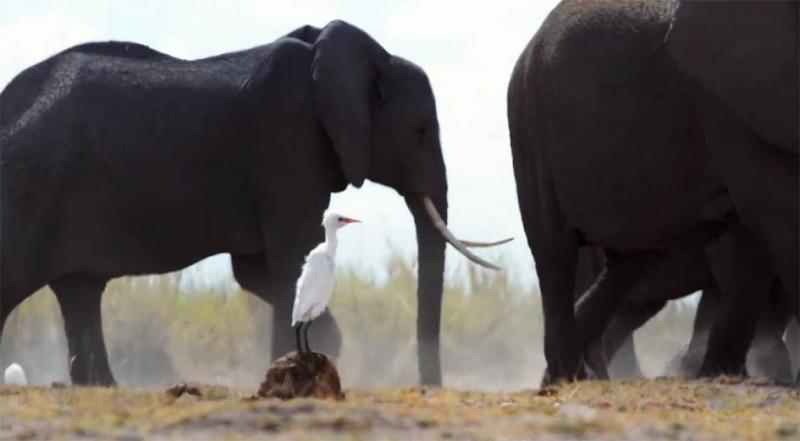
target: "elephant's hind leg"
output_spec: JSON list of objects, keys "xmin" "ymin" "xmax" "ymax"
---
[
  {"xmin": 51, "ymin": 273, "xmax": 115, "ymax": 386},
  {"xmin": 575, "ymin": 255, "xmax": 650, "ymax": 380},
  {"xmin": 533, "ymin": 234, "xmax": 585, "ymax": 385}
]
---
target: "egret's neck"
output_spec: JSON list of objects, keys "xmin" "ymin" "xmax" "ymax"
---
[{"xmin": 325, "ymin": 228, "xmax": 339, "ymax": 258}]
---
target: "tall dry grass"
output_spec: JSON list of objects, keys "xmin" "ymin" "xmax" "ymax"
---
[{"xmin": 0, "ymin": 253, "xmax": 697, "ymax": 390}]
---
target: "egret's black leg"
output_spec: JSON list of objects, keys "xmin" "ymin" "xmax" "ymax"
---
[
  {"xmin": 294, "ymin": 323, "xmax": 303, "ymax": 353},
  {"xmin": 303, "ymin": 320, "xmax": 314, "ymax": 354}
]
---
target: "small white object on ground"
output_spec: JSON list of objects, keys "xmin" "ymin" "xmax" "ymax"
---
[{"xmin": 4, "ymin": 363, "xmax": 28, "ymax": 385}]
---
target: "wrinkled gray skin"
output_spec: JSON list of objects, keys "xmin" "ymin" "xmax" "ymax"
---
[
  {"xmin": 509, "ymin": 0, "xmax": 798, "ymax": 384},
  {"xmin": 0, "ymin": 21, "xmax": 452, "ymax": 386}
]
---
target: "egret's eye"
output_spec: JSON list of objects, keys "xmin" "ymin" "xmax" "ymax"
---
[{"xmin": 338, "ymin": 217, "xmax": 344, "ymax": 222}]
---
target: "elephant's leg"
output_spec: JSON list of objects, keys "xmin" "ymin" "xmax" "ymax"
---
[
  {"xmin": 699, "ymin": 228, "xmax": 773, "ymax": 377},
  {"xmin": 678, "ymin": 287, "xmax": 720, "ymax": 377},
  {"xmin": 574, "ymin": 255, "xmax": 648, "ymax": 380},
  {"xmin": 603, "ymin": 300, "xmax": 666, "ymax": 379},
  {"xmin": 534, "ymin": 235, "xmax": 583, "ymax": 385},
  {"xmin": 231, "ymin": 252, "xmax": 342, "ymax": 361},
  {"xmin": 786, "ymin": 317, "xmax": 800, "ymax": 377},
  {"xmin": 747, "ymin": 282, "xmax": 793, "ymax": 382},
  {"xmin": 700, "ymin": 94, "xmax": 799, "ymax": 312},
  {"xmin": 50, "ymin": 273, "xmax": 115, "ymax": 386}
]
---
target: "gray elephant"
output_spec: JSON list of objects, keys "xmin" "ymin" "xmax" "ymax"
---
[
  {"xmin": 508, "ymin": 0, "xmax": 797, "ymax": 384},
  {"xmin": 0, "ymin": 21, "xmax": 506, "ymax": 386}
]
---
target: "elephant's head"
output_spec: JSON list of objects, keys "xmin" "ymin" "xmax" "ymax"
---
[{"xmin": 295, "ymin": 20, "xmax": 510, "ymax": 384}]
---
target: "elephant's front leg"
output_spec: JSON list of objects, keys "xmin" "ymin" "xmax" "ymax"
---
[{"xmin": 51, "ymin": 273, "xmax": 116, "ymax": 386}]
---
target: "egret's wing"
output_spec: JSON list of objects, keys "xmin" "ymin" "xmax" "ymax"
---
[{"xmin": 292, "ymin": 250, "xmax": 335, "ymax": 326}]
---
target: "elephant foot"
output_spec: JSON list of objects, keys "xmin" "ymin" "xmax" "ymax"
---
[
  {"xmin": 70, "ymin": 355, "xmax": 117, "ymax": 387},
  {"xmin": 540, "ymin": 363, "xmax": 587, "ymax": 387},
  {"xmin": 696, "ymin": 355, "xmax": 747, "ymax": 380}
]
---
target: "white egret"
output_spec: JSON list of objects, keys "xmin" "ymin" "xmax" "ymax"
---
[
  {"xmin": 4, "ymin": 363, "xmax": 27, "ymax": 385},
  {"xmin": 292, "ymin": 211, "xmax": 360, "ymax": 353}
]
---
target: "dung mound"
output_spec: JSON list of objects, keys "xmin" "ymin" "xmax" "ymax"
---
[{"xmin": 258, "ymin": 351, "xmax": 344, "ymax": 401}]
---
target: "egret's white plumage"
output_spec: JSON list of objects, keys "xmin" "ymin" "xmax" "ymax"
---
[
  {"xmin": 292, "ymin": 211, "xmax": 359, "ymax": 352},
  {"xmin": 4, "ymin": 363, "xmax": 27, "ymax": 385},
  {"xmin": 293, "ymin": 246, "xmax": 335, "ymax": 326}
]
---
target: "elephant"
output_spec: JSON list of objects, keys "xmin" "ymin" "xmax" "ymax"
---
[
  {"xmin": 508, "ymin": 0, "xmax": 797, "ymax": 384},
  {"xmin": 0, "ymin": 20, "xmax": 508, "ymax": 386}
]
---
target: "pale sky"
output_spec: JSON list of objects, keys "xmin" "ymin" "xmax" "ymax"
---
[{"xmin": 0, "ymin": 0, "xmax": 561, "ymax": 286}]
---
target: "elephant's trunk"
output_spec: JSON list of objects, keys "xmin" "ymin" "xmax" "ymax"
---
[
  {"xmin": 406, "ymin": 193, "xmax": 512, "ymax": 385},
  {"xmin": 405, "ymin": 193, "xmax": 447, "ymax": 385}
]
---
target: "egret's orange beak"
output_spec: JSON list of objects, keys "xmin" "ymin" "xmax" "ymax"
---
[{"xmin": 342, "ymin": 217, "xmax": 361, "ymax": 224}]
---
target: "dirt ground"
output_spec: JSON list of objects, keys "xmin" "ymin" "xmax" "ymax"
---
[{"xmin": 1, "ymin": 378, "xmax": 798, "ymax": 441}]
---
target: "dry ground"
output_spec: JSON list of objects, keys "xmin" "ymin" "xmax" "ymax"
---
[{"xmin": 1, "ymin": 378, "xmax": 798, "ymax": 441}]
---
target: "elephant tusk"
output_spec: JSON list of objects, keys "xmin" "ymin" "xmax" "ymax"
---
[
  {"xmin": 422, "ymin": 196, "xmax": 505, "ymax": 270},
  {"xmin": 461, "ymin": 237, "xmax": 514, "ymax": 248}
]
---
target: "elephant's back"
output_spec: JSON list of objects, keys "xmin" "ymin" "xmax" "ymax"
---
[
  {"xmin": 509, "ymin": 0, "xmax": 682, "ymax": 164},
  {"xmin": 535, "ymin": 0, "xmax": 678, "ymax": 104},
  {"xmin": 1, "ymin": 42, "xmax": 170, "ymax": 132}
]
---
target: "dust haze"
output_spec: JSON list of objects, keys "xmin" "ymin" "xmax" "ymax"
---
[{"xmin": 0, "ymin": 255, "xmax": 722, "ymax": 390}]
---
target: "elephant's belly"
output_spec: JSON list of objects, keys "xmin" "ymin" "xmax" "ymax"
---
[
  {"xmin": 546, "ymin": 81, "xmax": 731, "ymax": 250},
  {"xmin": 51, "ymin": 191, "xmax": 264, "ymax": 278},
  {"xmin": 553, "ymin": 147, "xmax": 733, "ymax": 251}
]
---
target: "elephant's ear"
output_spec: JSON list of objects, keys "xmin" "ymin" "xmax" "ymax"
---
[{"xmin": 311, "ymin": 20, "xmax": 389, "ymax": 188}]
